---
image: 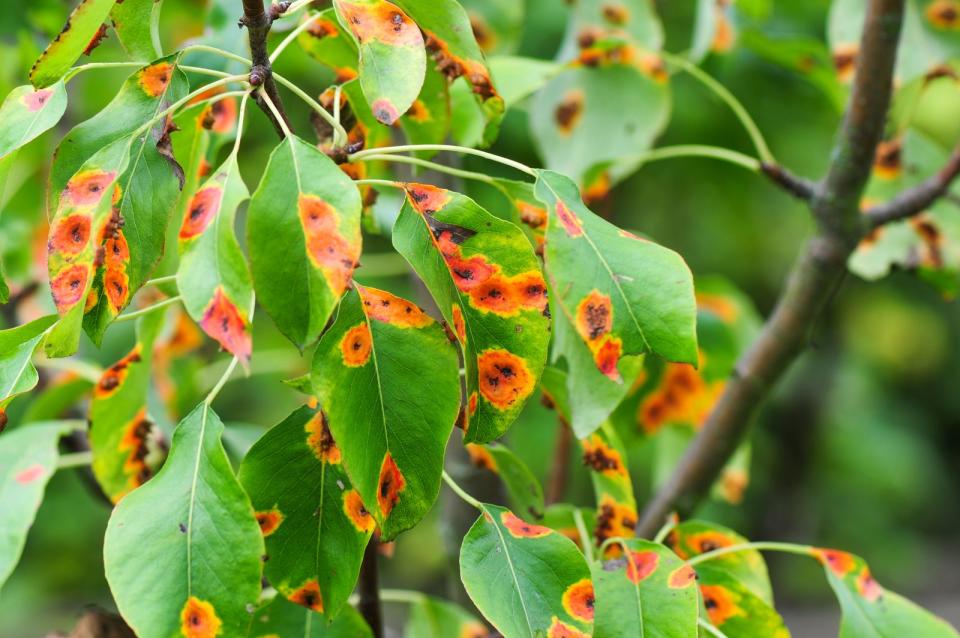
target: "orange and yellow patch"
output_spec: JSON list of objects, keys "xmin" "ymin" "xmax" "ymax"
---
[
  {"xmin": 359, "ymin": 286, "xmax": 433, "ymax": 328},
  {"xmin": 305, "ymin": 411, "xmax": 341, "ymax": 464},
  {"xmin": 501, "ymin": 510, "xmax": 552, "ymax": 539},
  {"xmin": 701, "ymin": 584, "xmax": 744, "ymax": 625},
  {"xmin": 63, "ymin": 169, "xmax": 116, "ymax": 208},
  {"xmin": 562, "ymin": 579, "xmax": 595, "ymax": 622},
  {"xmin": 344, "ymin": 489, "xmax": 376, "ymax": 533},
  {"xmin": 255, "ymin": 508, "xmax": 284, "ymax": 536},
  {"xmin": 297, "ymin": 194, "xmax": 359, "ymax": 295},
  {"xmin": 813, "ymin": 548, "xmax": 857, "ymax": 577},
  {"xmin": 180, "ymin": 596, "xmax": 222, "ymax": 638},
  {"xmin": 625, "ymin": 549, "xmax": 659, "ymax": 583},
  {"xmin": 477, "ymin": 349, "xmax": 535, "ymax": 411},
  {"xmin": 288, "ymin": 579, "xmax": 324, "ymax": 612},
  {"xmin": 139, "ymin": 62, "xmax": 173, "ymax": 98},
  {"xmin": 341, "ymin": 323, "xmax": 372, "ymax": 367},
  {"xmin": 581, "ymin": 434, "xmax": 627, "ymax": 478},
  {"xmin": 200, "ymin": 287, "xmax": 251, "ymax": 362},
  {"xmin": 377, "ymin": 453, "xmax": 406, "ymax": 517},
  {"xmin": 180, "ymin": 186, "xmax": 223, "ymax": 240},
  {"xmin": 95, "ymin": 346, "xmax": 142, "ymax": 398},
  {"xmin": 575, "ymin": 290, "xmax": 622, "ymax": 381}
]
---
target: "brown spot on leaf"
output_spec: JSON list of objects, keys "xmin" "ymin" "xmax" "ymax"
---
[
  {"xmin": 306, "ymin": 411, "xmax": 341, "ymax": 464},
  {"xmin": 477, "ymin": 349, "xmax": 535, "ymax": 410},
  {"xmin": 371, "ymin": 98, "xmax": 400, "ymax": 125},
  {"xmin": 601, "ymin": 3, "xmax": 629, "ymax": 24},
  {"xmin": 469, "ymin": 275, "xmax": 521, "ymax": 315},
  {"xmin": 340, "ymin": 323, "xmax": 372, "ymax": 367},
  {"xmin": 873, "ymin": 138, "xmax": 902, "ymax": 179},
  {"xmin": 404, "ymin": 183, "xmax": 452, "ymax": 215},
  {"xmin": 255, "ymin": 508, "xmax": 284, "ymax": 536},
  {"xmin": 555, "ymin": 90, "xmax": 584, "ymax": 135},
  {"xmin": 501, "ymin": 510, "xmax": 551, "ymax": 538},
  {"xmin": 180, "ymin": 186, "xmax": 223, "ymax": 240},
  {"xmin": 337, "ymin": 0, "xmax": 423, "ymax": 47},
  {"xmin": 288, "ymin": 579, "xmax": 324, "ymax": 612},
  {"xmin": 83, "ymin": 23, "xmax": 109, "ymax": 56},
  {"xmin": 581, "ymin": 434, "xmax": 626, "ymax": 477},
  {"xmin": 50, "ymin": 264, "xmax": 90, "ymax": 313},
  {"xmin": 377, "ymin": 452, "xmax": 406, "ymax": 517},
  {"xmin": 926, "ymin": 0, "xmax": 960, "ymax": 28},
  {"xmin": 465, "ymin": 443, "xmax": 498, "ymax": 472},
  {"xmin": 308, "ymin": 17, "xmax": 341, "ymax": 39},
  {"xmin": 180, "ymin": 596, "xmax": 222, "ymax": 638},
  {"xmin": 833, "ymin": 43, "xmax": 858, "ymax": 83},
  {"xmin": 95, "ymin": 346, "xmax": 142, "ymax": 398},
  {"xmin": 48, "ymin": 214, "xmax": 91, "ymax": 256},
  {"xmin": 359, "ymin": 286, "xmax": 433, "ymax": 328},
  {"xmin": 595, "ymin": 496, "xmax": 636, "ymax": 547}
]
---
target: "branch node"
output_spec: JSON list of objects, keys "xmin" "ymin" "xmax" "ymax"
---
[
  {"xmin": 268, "ymin": 1, "xmax": 292, "ymax": 21},
  {"xmin": 249, "ymin": 64, "xmax": 270, "ymax": 87},
  {"xmin": 760, "ymin": 162, "xmax": 816, "ymax": 201}
]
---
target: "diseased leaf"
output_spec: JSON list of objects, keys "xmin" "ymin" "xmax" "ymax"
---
[
  {"xmin": 104, "ymin": 404, "xmax": 264, "ymax": 638},
  {"xmin": 247, "ymin": 135, "xmax": 362, "ymax": 350},
  {"xmin": 465, "ymin": 441, "xmax": 545, "ymax": 520},
  {"xmin": 559, "ymin": 0, "xmax": 664, "ymax": 60},
  {"xmin": 539, "ymin": 503, "xmax": 597, "ymax": 552},
  {"xmin": 811, "ymin": 547, "xmax": 960, "ymax": 637},
  {"xmin": 592, "ymin": 538, "xmax": 699, "ymax": 638},
  {"xmin": 333, "ymin": 0, "xmax": 427, "ymax": 125},
  {"xmin": 0, "ymin": 82, "xmax": 68, "ymax": 159},
  {"xmin": 89, "ymin": 310, "xmax": 167, "ymax": 502},
  {"xmin": 460, "ymin": 502, "xmax": 593, "ymax": 638},
  {"xmin": 534, "ymin": 170, "xmax": 697, "ymax": 433},
  {"xmin": 399, "ymin": 63, "xmax": 450, "ymax": 158},
  {"xmin": 458, "ymin": 0, "xmax": 525, "ymax": 55},
  {"xmin": 0, "ymin": 422, "xmax": 71, "ymax": 591},
  {"xmin": 298, "ymin": 8, "xmax": 360, "ymax": 77},
  {"xmin": 692, "ymin": 0, "xmax": 740, "ymax": 61},
  {"xmin": 110, "ymin": 0, "xmax": 164, "ymax": 61},
  {"xmin": 177, "ymin": 153, "xmax": 254, "ymax": 364},
  {"xmin": 239, "ymin": 406, "xmax": 372, "ymax": 619},
  {"xmin": 248, "ymin": 595, "xmax": 373, "ymax": 637},
  {"xmin": 0, "ymin": 316, "xmax": 58, "ymax": 421},
  {"xmin": 405, "ymin": 596, "xmax": 489, "ymax": 638},
  {"xmin": 392, "ymin": 184, "xmax": 550, "ymax": 443},
  {"xmin": 312, "ymin": 286, "xmax": 459, "ymax": 539},
  {"xmin": 695, "ymin": 572, "xmax": 790, "ymax": 638},
  {"xmin": 489, "ymin": 56, "xmax": 560, "ymax": 108},
  {"xmin": 29, "ymin": 0, "xmax": 118, "ymax": 88}
]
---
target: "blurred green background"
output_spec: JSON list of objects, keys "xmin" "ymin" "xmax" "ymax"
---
[{"xmin": 1, "ymin": 0, "xmax": 958, "ymax": 636}]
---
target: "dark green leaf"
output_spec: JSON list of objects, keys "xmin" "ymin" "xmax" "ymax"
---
[{"xmin": 29, "ymin": 0, "xmax": 118, "ymax": 87}]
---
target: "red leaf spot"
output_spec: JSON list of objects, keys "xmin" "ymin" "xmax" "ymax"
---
[
  {"xmin": 48, "ymin": 214, "xmax": 91, "ymax": 256},
  {"xmin": 371, "ymin": 98, "xmax": 400, "ymax": 125},
  {"xmin": 359, "ymin": 286, "xmax": 433, "ymax": 328},
  {"xmin": 625, "ymin": 550, "xmax": 659, "ymax": 583},
  {"xmin": 298, "ymin": 194, "xmax": 359, "ymax": 295},
  {"xmin": 700, "ymin": 584, "xmax": 744, "ymax": 624},
  {"xmin": 812, "ymin": 548, "xmax": 857, "ymax": 577},
  {"xmin": 575, "ymin": 290, "xmax": 612, "ymax": 342},
  {"xmin": 687, "ymin": 531, "xmax": 738, "ymax": 555},
  {"xmin": 288, "ymin": 579, "xmax": 324, "ymax": 612},
  {"xmin": 377, "ymin": 452, "xmax": 406, "ymax": 518},
  {"xmin": 344, "ymin": 489, "xmax": 376, "ymax": 533},
  {"xmin": 554, "ymin": 201, "xmax": 583, "ymax": 237},
  {"xmin": 512, "ymin": 272, "xmax": 549, "ymax": 312},
  {"xmin": 340, "ymin": 323, "xmax": 372, "ymax": 367},
  {"xmin": 200, "ymin": 288, "xmax": 252, "ymax": 362},
  {"xmin": 50, "ymin": 264, "xmax": 90, "ymax": 313},
  {"xmin": 255, "ymin": 508, "xmax": 284, "ymax": 536},
  {"xmin": 104, "ymin": 268, "xmax": 130, "ymax": 314},
  {"xmin": 308, "ymin": 17, "xmax": 340, "ymax": 39},
  {"xmin": 451, "ymin": 304, "xmax": 466, "ymax": 342},
  {"xmin": 404, "ymin": 183, "xmax": 452, "ymax": 215},
  {"xmin": 668, "ymin": 564, "xmax": 697, "ymax": 589},
  {"xmin": 180, "ymin": 596, "xmax": 222, "ymax": 638},
  {"xmin": 477, "ymin": 349, "xmax": 534, "ymax": 411},
  {"xmin": 139, "ymin": 62, "xmax": 173, "ymax": 98},
  {"xmin": 305, "ymin": 411, "xmax": 341, "ymax": 464},
  {"xmin": 547, "ymin": 617, "xmax": 589, "ymax": 638},
  {"xmin": 179, "ymin": 186, "xmax": 223, "ymax": 240},
  {"xmin": 592, "ymin": 336, "xmax": 622, "ymax": 381},
  {"xmin": 500, "ymin": 510, "xmax": 551, "ymax": 539},
  {"xmin": 465, "ymin": 443, "xmax": 497, "ymax": 472},
  {"xmin": 555, "ymin": 89, "xmax": 584, "ymax": 135},
  {"xmin": 63, "ymin": 170, "xmax": 117, "ymax": 207},
  {"xmin": 22, "ymin": 88, "xmax": 53, "ymax": 112},
  {"xmin": 15, "ymin": 464, "xmax": 46, "ymax": 484},
  {"xmin": 94, "ymin": 346, "xmax": 142, "ymax": 398},
  {"xmin": 562, "ymin": 578, "xmax": 595, "ymax": 622},
  {"xmin": 468, "ymin": 275, "xmax": 520, "ymax": 316},
  {"xmin": 857, "ymin": 567, "xmax": 883, "ymax": 602}
]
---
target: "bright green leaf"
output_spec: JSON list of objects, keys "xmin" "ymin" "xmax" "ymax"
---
[
  {"xmin": 111, "ymin": 0, "xmax": 165, "ymax": 61},
  {"xmin": 405, "ymin": 595, "xmax": 489, "ymax": 638},
  {"xmin": 0, "ymin": 82, "xmax": 68, "ymax": 159},
  {"xmin": 0, "ymin": 315, "xmax": 58, "ymax": 418},
  {"xmin": 29, "ymin": 0, "xmax": 118, "ymax": 88},
  {"xmin": 465, "ymin": 441, "xmax": 545, "ymax": 520},
  {"xmin": 248, "ymin": 595, "xmax": 373, "ymax": 637}
]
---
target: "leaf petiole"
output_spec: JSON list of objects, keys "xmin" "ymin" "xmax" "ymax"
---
[
  {"xmin": 350, "ymin": 145, "xmax": 537, "ymax": 177},
  {"xmin": 685, "ymin": 540, "xmax": 814, "ymax": 567},
  {"xmin": 57, "ymin": 450, "xmax": 93, "ymax": 470},
  {"xmin": 351, "ymin": 154, "xmax": 496, "ymax": 184},
  {"xmin": 630, "ymin": 145, "xmax": 761, "ymax": 172},
  {"xmin": 114, "ymin": 296, "xmax": 182, "ymax": 323},
  {"xmin": 442, "ymin": 470, "xmax": 482, "ymax": 509}
]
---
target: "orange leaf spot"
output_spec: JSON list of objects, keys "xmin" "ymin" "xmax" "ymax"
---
[
  {"xmin": 104, "ymin": 231, "xmax": 130, "ymax": 266},
  {"xmin": 592, "ymin": 336, "xmax": 622, "ymax": 381},
  {"xmin": 206, "ymin": 97, "xmax": 237, "ymax": 134},
  {"xmin": 22, "ymin": 88, "xmax": 53, "ymax": 112},
  {"xmin": 926, "ymin": 0, "xmax": 960, "ymax": 28},
  {"xmin": 139, "ymin": 62, "xmax": 173, "ymax": 98},
  {"xmin": 337, "ymin": 0, "xmax": 423, "ymax": 48},
  {"xmin": 104, "ymin": 268, "xmax": 130, "ymax": 314},
  {"xmin": 340, "ymin": 323, "xmax": 372, "ymax": 367},
  {"xmin": 451, "ymin": 303, "xmax": 466, "ymax": 342},
  {"xmin": 359, "ymin": 286, "xmax": 433, "ymax": 328},
  {"xmin": 555, "ymin": 89, "xmax": 584, "ymax": 135},
  {"xmin": 406, "ymin": 99, "xmax": 431, "ymax": 122},
  {"xmin": 625, "ymin": 550, "xmax": 659, "ymax": 583},
  {"xmin": 94, "ymin": 346, "xmax": 142, "ymax": 398},
  {"xmin": 307, "ymin": 17, "xmax": 340, "ymax": 38},
  {"xmin": 423, "ymin": 32, "xmax": 498, "ymax": 101},
  {"xmin": 595, "ymin": 496, "xmax": 637, "ymax": 549},
  {"xmin": 512, "ymin": 272, "xmax": 549, "ymax": 313},
  {"xmin": 477, "ymin": 349, "xmax": 534, "ymax": 411},
  {"xmin": 459, "ymin": 621, "xmax": 489, "ymax": 638},
  {"xmin": 118, "ymin": 409, "xmax": 156, "ymax": 498},
  {"xmin": 288, "ymin": 579, "xmax": 324, "ymax": 612},
  {"xmin": 344, "ymin": 489, "xmax": 376, "ymax": 533},
  {"xmin": 562, "ymin": 578, "xmax": 595, "ymax": 622},
  {"xmin": 687, "ymin": 531, "xmax": 738, "ymax": 555},
  {"xmin": 701, "ymin": 584, "xmax": 744, "ymax": 624},
  {"xmin": 377, "ymin": 453, "xmax": 406, "ymax": 517},
  {"xmin": 857, "ymin": 567, "xmax": 882, "ymax": 602},
  {"xmin": 48, "ymin": 214, "xmax": 91, "ymax": 256},
  {"xmin": 63, "ymin": 170, "xmax": 117, "ymax": 207},
  {"xmin": 256, "ymin": 508, "xmax": 284, "ymax": 536},
  {"xmin": 405, "ymin": 183, "xmax": 452, "ymax": 215},
  {"xmin": 468, "ymin": 275, "xmax": 521, "ymax": 315},
  {"xmin": 200, "ymin": 288, "xmax": 252, "ymax": 362},
  {"xmin": 711, "ymin": 10, "xmax": 736, "ymax": 52},
  {"xmin": 500, "ymin": 510, "xmax": 552, "ymax": 538},
  {"xmin": 50, "ymin": 264, "xmax": 90, "ymax": 313},
  {"xmin": 517, "ymin": 201, "xmax": 547, "ymax": 231},
  {"xmin": 581, "ymin": 435, "xmax": 627, "ymax": 478},
  {"xmin": 15, "ymin": 464, "xmax": 46, "ymax": 484},
  {"xmin": 668, "ymin": 564, "xmax": 697, "ymax": 589},
  {"xmin": 576, "ymin": 290, "xmax": 612, "ymax": 342},
  {"xmin": 832, "ymin": 43, "xmax": 858, "ymax": 83},
  {"xmin": 873, "ymin": 138, "xmax": 902, "ymax": 180},
  {"xmin": 696, "ymin": 292, "xmax": 738, "ymax": 323},
  {"xmin": 180, "ymin": 596, "xmax": 222, "ymax": 638},
  {"xmin": 465, "ymin": 443, "xmax": 498, "ymax": 472},
  {"xmin": 547, "ymin": 617, "xmax": 589, "ymax": 638},
  {"xmin": 812, "ymin": 548, "xmax": 857, "ymax": 577},
  {"xmin": 180, "ymin": 186, "xmax": 223, "ymax": 240},
  {"xmin": 305, "ymin": 411, "xmax": 341, "ymax": 464},
  {"xmin": 297, "ymin": 194, "xmax": 358, "ymax": 294}
]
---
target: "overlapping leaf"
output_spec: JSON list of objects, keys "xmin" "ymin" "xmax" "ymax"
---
[
  {"xmin": 177, "ymin": 153, "xmax": 254, "ymax": 364},
  {"xmin": 400, "ymin": 63, "xmax": 451, "ymax": 157},
  {"xmin": 458, "ymin": 0, "xmax": 525, "ymax": 55},
  {"xmin": 110, "ymin": 0, "xmax": 164, "ymax": 61},
  {"xmin": 248, "ymin": 595, "xmax": 373, "ymax": 637},
  {"xmin": 88, "ymin": 310, "xmax": 167, "ymax": 502},
  {"xmin": 534, "ymin": 170, "xmax": 698, "ymax": 434},
  {"xmin": 539, "ymin": 504, "xmax": 597, "ymax": 552},
  {"xmin": 460, "ymin": 502, "xmax": 593, "ymax": 638},
  {"xmin": 239, "ymin": 406, "xmax": 372, "ymax": 619},
  {"xmin": 465, "ymin": 441, "xmax": 544, "ymax": 520},
  {"xmin": 298, "ymin": 8, "xmax": 360, "ymax": 77},
  {"xmin": 29, "ymin": 0, "xmax": 118, "ymax": 88},
  {"xmin": 312, "ymin": 286, "xmax": 459, "ymax": 539},
  {"xmin": 558, "ymin": 0, "xmax": 664, "ymax": 60},
  {"xmin": 692, "ymin": 0, "xmax": 741, "ymax": 61},
  {"xmin": 0, "ymin": 422, "xmax": 71, "ymax": 591},
  {"xmin": 247, "ymin": 135, "xmax": 362, "ymax": 350},
  {"xmin": 333, "ymin": 0, "xmax": 427, "ymax": 125},
  {"xmin": 104, "ymin": 404, "xmax": 264, "ymax": 638},
  {"xmin": 0, "ymin": 316, "xmax": 58, "ymax": 424},
  {"xmin": 405, "ymin": 596, "xmax": 489, "ymax": 638},
  {"xmin": 0, "ymin": 82, "xmax": 68, "ymax": 160},
  {"xmin": 392, "ymin": 184, "xmax": 550, "ymax": 443},
  {"xmin": 592, "ymin": 538, "xmax": 699, "ymax": 637}
]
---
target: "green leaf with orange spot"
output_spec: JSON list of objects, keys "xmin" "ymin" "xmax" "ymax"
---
[
  {"xmin": 333, "ymin": 0, "xmax": 427, "ymax": 125},
  {"xmin": 592, "ymin": 538, "xmax": 698, "ymax": 638},
  {"xmin": 298, "ymin": 8, "xmax": 360, "ymax": 76},
  {"xmin": 465, "ymin": 441, "xmax": 545, "ymax": 520},
  {"xmin": 392, "ymin": 184, "xmax": 550, "ymax": 443},
  {"xmin": 239, "ymin": 406, "xmax": 372, "ymax": 620},
  {"xmin": 89, "ymin": 309, "xmax": 167, "ymax": 503},
  {"xmin": 559, "ymin": 0, "xmax": 664, "ymax": 59},
  {"xmin": 0, "ymin": 422, "xmax": 74, "ymax": 592},
  {"xmin": 248, "ymin": 594, "xmax": 373, "ymax": 637},
  {"xmin": 695, "ymin": 575, "xmax": 790, "ymax": 638},
  {"xmin": 29, "ymin": 0, "xmax": 118, "ymax": 88},
  {"xmin": 0, "ymin": 82, "xmax": 67, "ymax": 160},
  {"xmin": 177, "ymin": 154, "xmax": 254, "ymax": 364},
  {"xmin": 110, "ymin": 0, "xmax": 164, "ymax": 62},
  {"xmin": 692, "ymin": 0, "xmax": 741, "ymax": 60},
  {"xmin": 247, "ymin": 135, "xmax": 362, "ymax": 351},
  {"xmin": 458, "ymin": 0, "xmax": 525, "ymax": 55},
  {"xmin": 812, "ymin": 547, "xmax": 960, "ymax": 637},
  {"xmin": 393, "ymin": 0, "xmax": 505, "ymax": 145},
  {"xmin": 534, "ymin": 169, "xmax": 697, "ymax": 433},
  {"xmin": 104, "ymin": 404, "xmax": 264, "ymax": 638},
  {"xmin": 0, "ymin": 315, "xmax": 58, "ymax": 418},
  {"xmin": 460, "ymin": 502, "xmax": 593, "ymax": 637},
  {"xmin": 399, "ymin": 63, "xmax": 451, "ymax": 159},
  {"xmin": 405, "ymin": 596, "xmax": 489, "ymax": 638},
  {"xmin": 312, "ymin": 286, "xmax": 459, "ymax": 540}
]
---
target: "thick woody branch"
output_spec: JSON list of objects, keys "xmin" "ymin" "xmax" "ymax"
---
[
  {"xmin": 358, "ymin": 538, "xmax": 384, "ymax": 638},
  {"xmin": 636, "ymin": 0, "xmax": 905, "ymax": 538},
  {"xmin": 864, "ymin": 145, "xmax": 960, "ymax": 227},
  {"xmin": 241, "ymin": 0, "xmax": 291, "ymax": 138}
]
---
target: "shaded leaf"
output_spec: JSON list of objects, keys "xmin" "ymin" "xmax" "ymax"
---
[
  {"xmin": 29, "ymin": 0, "xmax": 118, "ymax": 87},
  {"xmin": 400, "ymin": 63, "xmax": 451, "ymax": 158},
  {"xmin": 465, "ymin": 441, "xmax": 544, "ymax": 520},
  {"xmin": 239, "ymin": 406, "xmax": 372, "ymax": 619},
  {"xmin": 298, "ymin": 8, "xmax": 360, "ymax": 76},
  {"xmin": 248, "ymin": 595, "xmax": 373, "ymax": 637},
  {"xmin": 0, "ymin": 315, "xmax": 58, "ymax": 419},
  {"xmin": 458, "ymin": 0, "xmax": 525, "ymax": 55},
  {"xmin": 460, "ymin": 502, "xmax": 593, "ymax": 638},
  {"xmin": 691, "ymin": 0, "xmax": 740, "ymax": 61},
  {"xmin": 489, "ymin": 56, "xmax": 561, "ymax": 108},
  {"xmin": 104, "ymin": 404, "xmax": 264, "ymax": 637},
  {"xmin": 110, "ymin": 0, "xmax": 164, "ymax": 61},
  {"xmin": 559, "ymin": 0, "xmax": 664, "ymax": 60},
  {"xmin": 312, "ymin": 286, "xmax": 459, "ymax": 539},
  {"xmin": 405, "ymin": 596, "xmax": 488, "ymax": 638},
  {"xmin": 0, "ymin": 82, "xmax": 68, "ymax": 159},
  {"xmin": 247, "ymin": 135, "xmax": 362, "ymax": 350},
  {"xmin": 539, "ymin": 503, "xmax": 597, "ymax": 552},
  {"xmin": 392, "ymin": 184, "xmax": 550, "ymax": 443}
]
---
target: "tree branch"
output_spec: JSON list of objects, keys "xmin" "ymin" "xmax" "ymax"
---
[
  {"xmin": 358, "ymin": 538, "xmax": 384, "ymax": 638},
  {"xmin": 864, "ymin": 144, "xmax": 960, "ymax": 227},
  {"xmin": 760, "ymin": 162, "xmax": 816, "ymax": 201},
  {"xmin": 636, "ymin": 0, "xmax": 906, "ymax": 538},
  {"xmin": 241, "ymin": 0, "xmax": 291, "ymax": 139},
  {"xmin": 545, "ymin": 418, "xmax": 573, "ymax": 505}
]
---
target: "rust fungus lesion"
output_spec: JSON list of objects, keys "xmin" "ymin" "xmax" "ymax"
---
[
  {"xmin": 700, "ymin": 584, "xmax": 744, "ymax": 624},
  {"xmin": 94, "ymin": 346, "xmax": 142, "ymax": 398},
  {"xmin": 305, "ymin": 410, "xmax": 342, "ymax": 464},
  {"xmin": 117, "ymin": 408, "xmax": 162, "ymax": 499},
  {"xmin": 812, "ymin": 548, "xmax": 857, "ymax": 577},
  {"xmin": 358, "ymin": 286, "xmax": 433, "ymax": 328},
  {"xmin": 574, "ymin": 290, "xmax": 623, "ymax": 381},
  {"xmin": 255, "ymin": 507, "xmax": 284, "ymax": 536},
  {"xmin": 200, "ymin": 287, "xmax": 252, "ymax": 362},
  {"xmin": 180, "ymin": 596, "xmax": 222, "ymax": 638},
  {"xmin": 288, "ymin": 579, "xmax": 324, "ymax": 612},
  {"xmin": 625, "ymin": 549, "xmax": 659, "ymax": 583},
  {"xmin": 594, "ymin": 495, "xmax": 636, "ymax": 550},
  {"xmin": 138, "ymin": 61, "xmax": 173, "ymax": 98},
  {"xmin": 500, "ymin": 510, "xmax": 552, "ymax": 538},
  {"xmin": 832, "ymin": 43, "xmax": 859, "ymax": 83},
  {"xmin": 912, "ymin": 214, "xmax": 944, "ymax": 268},
  {"xmin": 601, "ymin": 3, "xmax": 630, "ymax": 25},
  {"xmin": 340, "ymin": 322, "xmax": 372, "ymax": 367},
  {"xmin": 83, "ymin": 23, "xmax": 109, "ymax": 56},
  {"xmin": 554, "ymin": 89, "xmax": 585, "ymax": 135},
  {"xmin": 667, "ymin": 564, "xmax": 697, "ymax": 589},
  {"xmin": 547, "ymin": 617, "xmax": 589, "ymax": 638},
  {"xmin": 561, "ymin": 579, "xmax": 595, "ymax": 623},
  {"xmin": 377, "ymin": 452, "xmax": 406, "ymax": 517},
  {"xmin": 48, "ymin": 214, "xmax": 91, "ymax": 257},
  {"xmin": 423, "ymin": 31, "xmax": 499, "ymax": 102},
  {"xmin": 62, "ymin": 169, "xmax": 117, "ymax": 208},
  {"xmin": 337, "ymin": 0, "xmax": 422, "ymax": 48},
  {"xmin": 477, "ymin": 349, "xmax": 535, "ymax": 411},
  {"xmin": 554, "ymin": 201, "xmax": 583, "ymax": 237},
  {"xmin": 857, "ymin": 567, "xmax": 883, "ymax": 602},
  {"xmin": 307, "ymin": 17, "xmax": 341, "ymax": 39},
  {"xmin": 926, "ymin": 0, "xmax": 960, "ymax": 29},
  {"xmin": 872, "ymin": 137, "xmax": 903, "ymax": 180},
  {"xmin": 465, "ymin": 443, "xmax": 498, "ymax": 472},
  {"xmin": 22, "ymin": 88, "xmax": 53, "ymax": 112},
  {"xmin": 404, "ymin": 183, "xmax": 452, "ymax": 215},
  {"xmin": 581, "ymin": 434, "xmax": 627, "ymax": 478},
  {"xmin": 637, "ymin": 361, "xmax": 723, "ymax": 435},
  {"xmin": 343, "ymin": 488, "xmax": 376, "ymax": 532},
  {"xmin": 297, "ymin": 194, "xmax": 360, "ymax": 294},
  {"xmin": 711, "ymin": 3, "xmax": 736, "ymax": 53},
  {"xmin": 468, "ymin": 12, "xmax": 496, "ymax": 52}
]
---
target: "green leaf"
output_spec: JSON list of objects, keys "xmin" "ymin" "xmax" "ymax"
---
[
  {"xmin": 489, "ymin": 56, "xmax": 561, "ymax": 108},
  {"xmin": 177, "ymin": 154, "xmax": 254, "ymax": 364},
  {"xmin": 0, "ymin": 422, "xmax": 71, "ymax": 591},
  {"xmin": 539, "ymin": 503, "xmax": 597, "ymax": 552},
  {"xmin": 559, "ymin": 0, "xmax": 664, "ymax": 59},
  {"xmin": 695, "ymin": 572, "xmax": 790, "ymax": 638},
  {"xmin": 239, "ymin": 406, "xmax": 372, "ymax": 619},
  {"xmin": 45, "ymin": 138, "xmax": 132, "ymax": 358},
  {"xmin": 248, "ymin": 595, "xmax": 373, "ymax": 637},
  {"xmin": 88, "ymin": 310, "xmax": 167, "ymax": 502},
  {"xmin": 458, "ymin": 0, "xmax": 525, "ymax": 55},
  {"xmin": 298, "ymin": 8, "xmax": 360, "ymax": 74},
  {"xmin": 691, "ymin": 0, "xmax": 739, "ymax": 61},
  {"xmin": 247, "ymin": 135, "xmax": 362, "ymax": 350},
  {"xmin": 465, "ymin": 441, "xmax": 544, "ymax": 520},
  {"xmin": 460, "ymin": 502, "xmax": 593, "ymax": 638},
  {"xmin": 0, "ymin": 265, "xmax": 8, "ymax": 305},
  {"xmin": 0, "ymin": 82, "xmax": 68, "ymax": 159},
  {"xmin": 405, "ymin": 596, "xmax": 489, "ymax": 638},
  {"xmin": 399, "ymin": 63, "xmax": 451, "ymax": 158},
  {"xmin": 393, "ymin": 0, "xmax": 505, "ymax": 144},
  {"xmin": 333, "ymin": 0, "xmax": 427, "ymax": 125},
  {"xmin": 104, "ymin": 404, "xmax": 264, "ymax": 637},
  {"xmin": 811, "ymin": 547, "xmax": 960, "ymax": 637},
  {"xmin": 592, "ymin": 538, "xmax": 699, "ymax": 638},
  {"xmin": 311, "ymin": 286, "xmax": 459, "ymax": 539},
  {"xmin": 0, "ymin": 315, "xmax": 58, "ymax": 419},
  {"xmin": 29, "ymin": 0, "xmax": 118, "ymax": 88},
  {"xmin": 110, "ymin": 0, "xmax": 164, "ymax": 61},
  {"xmin": 392, "ymin": 184, "xmax": 550, "ymax": 443}
]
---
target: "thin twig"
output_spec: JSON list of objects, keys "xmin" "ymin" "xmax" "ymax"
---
[
  {"xmin": 241, "ymin": 0, "xmax": 290, "ymax": 138},
  {"xmin": 864, "ymin": 145, "xmax": 960, "ymax": 227}
]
